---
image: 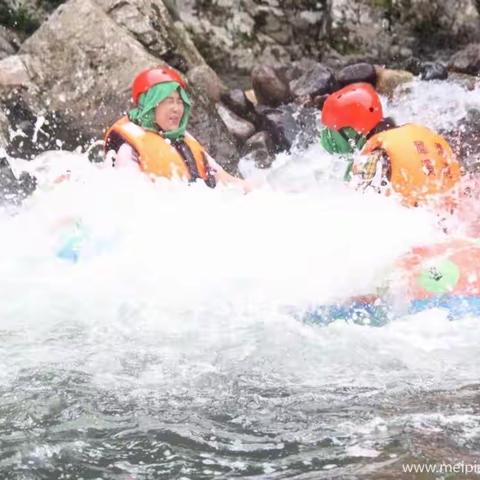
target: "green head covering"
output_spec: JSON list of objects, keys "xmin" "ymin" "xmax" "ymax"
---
[
  {"xmin": 320, "ymin": 127, "xmax": 367, "ymax": 155},
  {"xmin": 320, "ymin": 127, "xmax": 368, "ymax": 181},
  {"xmin": 128, "ymin": 81, "xmax": 191, "ymax": 140}
]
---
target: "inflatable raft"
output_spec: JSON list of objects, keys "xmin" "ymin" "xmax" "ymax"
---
[{"xmin": 305, "ymin": 237, "xmax": 480, "ymax": 326}]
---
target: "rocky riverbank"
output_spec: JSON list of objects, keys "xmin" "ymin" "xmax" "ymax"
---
[{"xmin": 0, "ymin": 0, "xmax": 479, "ymax": 173}]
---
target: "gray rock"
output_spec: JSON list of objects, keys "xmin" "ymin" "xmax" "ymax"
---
[
  {"xmin": 449, "ymin": 43, "xmax": 480, "ymax": 75},
  {"xmin": 0, "ymin": 26, "xmax": 20, "ymax": 60},
  {"xmin": 220, "ymin": 88, "xmax": 256, "ymax": 122},
  {"xmin": 174, "ymin": 0, "xmax": 329, "ymax": 73},
  {"xmin": 254, "ymin": 102, "xmax": 320, "ymax": 154},
  {"xmin": 254, "ymin": 105, "xmax": 290, "ymax": 152},
  {"xmin": 442, "ymin": 107, "xmax": 480, "ymax": 171},
  {"xmin": 0, "ymin": 155, "xmax": 37, "ymax": 204},
  {"xmin": 96, "ymin": 0, "xmax": 206, "ymax": 69},
  {"xmin": 329, "ymin": 0, "xmax": 480, "ymax": 67},
  {"xmin": 0, "ymin": 54, "xmax": 35, "ymax": 87},
  {"xmin": 7, "ymin": 0, "xmax": 239, "ymax": 168},
  {"xmin": 420, "ymin": 62, "xmax": 448, "ymax": 80},
  {"xmin": 375, "ymin": 66, "xmax": 414, "ymax": 97},
  {"xmin": 251, "ymin": 64, "xmax": 291, "ymax": 107},
  {"xmin": 187, "ymin": 64, "xmax": 227, "ymax": 103},
  {"xmin": 277, "ymin": 58, "xmax": 321, "ymax": 84},
  {"xmin": 241, "ymin": 131, "xmax": 275, "ymax": 169},
  {"xmin": 1, "ymin": 88, "xmax": 94, "ymax": 159},
  {"xmin": 215, "ymin": 103, "xmax": 256, "ymax": 143},
  {"xmin": 289, "ymin": 62, "xmax": 336, "ymax": 99},
  {"xmin": 186, "ymin": 94, "xmax": 239, "ymax": 172},
  {"xmin": 337, "ymin": 62, "xmax": 376, "ymax": 86}
]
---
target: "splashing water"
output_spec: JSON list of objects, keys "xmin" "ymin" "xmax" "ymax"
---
[{"xmin": 1, "ymin": 79, "xmax": 480, "ymax": 479}]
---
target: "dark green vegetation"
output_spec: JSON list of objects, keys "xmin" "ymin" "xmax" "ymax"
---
[{"xmin": 0, "ymin": 0, "xmax": 66, "ymax": 34}]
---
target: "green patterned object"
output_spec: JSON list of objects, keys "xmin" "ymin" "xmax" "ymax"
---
[{"xmin": 418, "ymin": 259, "xmax": 460, "ymax": 294}]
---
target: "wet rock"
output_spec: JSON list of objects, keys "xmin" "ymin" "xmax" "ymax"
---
[
  {"xmin": 337, "ymin": 62, "xmax": 377, "ymax": 86},
  {"xmin": 255, "ymin": 105, "xmax": 297, "ymax": 152},
  {"xmin": 95, "ymin": 0, "xmax": 205, "ymax": 69},
  {"xmin": 289, "ymin": 62, "xmax": 336, "ymax": 100},
  {"xmin": 251, "ymin": 64, "xmax": 291, "ymax": 107},
  {"xmin": 448, "ymin": 72, "xmax": 480, "ymax": 91},
  {"xmin": 0, "ymin": 156, "xmax": 36, "ymax": 204},
  {"xmin": 187, "ymin": 64, "xmax": 227, "ymax": 103},
  {"xmin": 420, "ymin": 62, "xmax": 448, "ymax": 80},
  {"xmin": 1, "ymin": 89, "xmax": 93, "ymax": 159},
  {"xmin": 0, "ymin": 0, "xmax": 56, "ymax": 34},
  {"xmin": 0, "ymin": 54, "xmax": 35, "ymax": 87},
  {"xmin": 330, "ymin": 0, "xmax": 480, "ymax": 67},
  {"xmin": 0, "ymin": 26, "xmax": 20, "ymax": 60},
  {"xmin": 375, "ymin": 66, "xmax": 414, "ymax": 97},
  {"xmin": 185, "ymin": 94, "xmax": 239, "ymax": 172},
  {"xmin": 244, "ymin": 89, "xmax": 257, "ymax": 106},
  {"xmin": 174, "ymin": 0, "xmax": 328, "ymax": 74},
  {"xmin": 449, "ymin": 43, "xmax": 480, "ymax": 75},
  {"xmin": 399, "ymin": 56, "xmax": 423, "ymax": 75},
  {"xmin": 241, "ymin": 131, "xmax": 275, "ymax": 169},
  {"xmin": 220, "ymin": 88, "xmax": 256, "ymax": 121},
  {"xmin": 255, "ymin": 103, "xmax": 319, "ymax": 153},
  {"xmin": 9, "ymin": 0, "xmax": 239, "ymax": 169},
  {"xmin": 215, "ymin": 103, "xmax": 255, "ymax": 143},
  {"xmin": 311, "ymin": 94, "xmax": 328, "ymax": 110},
  {"xmin": 277, "ymin": 58, "xmax": 320, "ymax": 84},
  {"xmin": 442, "ymin": 107, "xmax": 480, "ymax": 172}
]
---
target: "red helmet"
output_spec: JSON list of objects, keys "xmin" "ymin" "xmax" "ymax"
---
[
  {"xmin": 131, "ymin": 65, "xmax": 187, "ymax": 105},
  {"xmin": 321, "ymin": 83, "xmax": 383, "ymax": 135}
]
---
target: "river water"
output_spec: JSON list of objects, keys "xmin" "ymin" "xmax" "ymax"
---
[{"xmin": 1, "ymin": 79, "xmax": 480, "ymax": 479}]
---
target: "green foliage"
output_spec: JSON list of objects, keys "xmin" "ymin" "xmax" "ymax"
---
[
  {"xmin": 371, "ymin": 0, "xmax": 393, "ymax": 8},
  {"xmin": 0, "ymin": 0, "xmax": 66, "ymax": 35},
  {"xmin": 0, "ymin": 3, "xmax": 40, "ymax": 34}
]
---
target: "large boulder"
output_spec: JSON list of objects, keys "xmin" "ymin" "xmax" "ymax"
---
[
  {"xmin": 251, "ymin": 65, "xmax": 291, "ymax": 107},
  {"xmin": 329, "ymin": 0, "xmax": 480, "ymax": 64},
  {"xmin": 289, "ymin": 62, "xmax": 336, "ymax": 100},
  {"xmin": 337, "ymin": 62, "xmax": 376, "ymax": 86},
  {"xmin": 186, "ymin": 64, "xmax": 227, "ymax": 103},
  {"xmin": 255, "ymin": 103, "xmax": 320, "ymax": 153},
  {"xmin": 220, "ymin": 88, "xmax": 257, "ymax": 123},
  {"xmin": 0, "ymin": 0, "xmax": 58, "ymax": 33},
  {"xmin": 375, "ymin": 66, "xmax": 414, "ymax": 97},
  {"xmin": 0, "ymin": 0, "xmax": 239, "ymax": 169},
  {"xmin": 215, "ymin": 103, "xmax": 255, "ymax": 143},
  {"xmin": 0, "ymin": 156, "xmax": 37, "ymax": 204},
  {"xmin": 95, "ymin": 0, "xmax": 206, "ymax": 70},
  {"xmin": 0, "ymin": 26, "xmax": 20, "ymax": 60},
  {"xmin": 442, "ymin": 107, "xmax": 480, "ymax": 171},
  {"xmin": 241, "ymin": 131, "xmax": 275, "ymax": 169},
  {"xmin": 449, "ymin": 43, "xmax": 480, "ymax": 75},
  {"xmin": 174, "ymin": 0, "xmax": 329, "ymax": 73},
  {"xmin": 14, "ymin": 0, "xmax": 162, "ymax": 150},
  {"xmin": 0, "ymin": 54, "xmax": 35, "ymax": 87}
]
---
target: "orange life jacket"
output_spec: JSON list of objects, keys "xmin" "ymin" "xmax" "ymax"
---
[
  {"xmin": 104, "ymin": 116, "xmax": 211, "ymax": 182},
  {"xmin": 362, "ymin": 124, "xmax": 461, "ymax": 206}
]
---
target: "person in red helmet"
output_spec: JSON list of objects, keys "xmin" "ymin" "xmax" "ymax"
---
[
  {"xmin": 319, "ymin": 82, "xmax": 462, "ymax": 209},
  {"xmin": 320, "ymin": 82, "xmax": 394, "ymax": 156},
  {"xmin": 319, "ymin": 82, "xmax": 396, "ymax": 182},
  {"xmin": 105, "ymin": 65, "xmax": 251, "ymax": 191}
]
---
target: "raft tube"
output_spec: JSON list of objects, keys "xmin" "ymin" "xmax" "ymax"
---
[{"xmin": 305, "ymin": 238, "xmax": 480, "ymax": 326}]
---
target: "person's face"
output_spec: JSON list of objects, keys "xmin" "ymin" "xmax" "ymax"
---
[{"xmin": 155, "ymin": 90, "xmax": 185, "ymax": 131}]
